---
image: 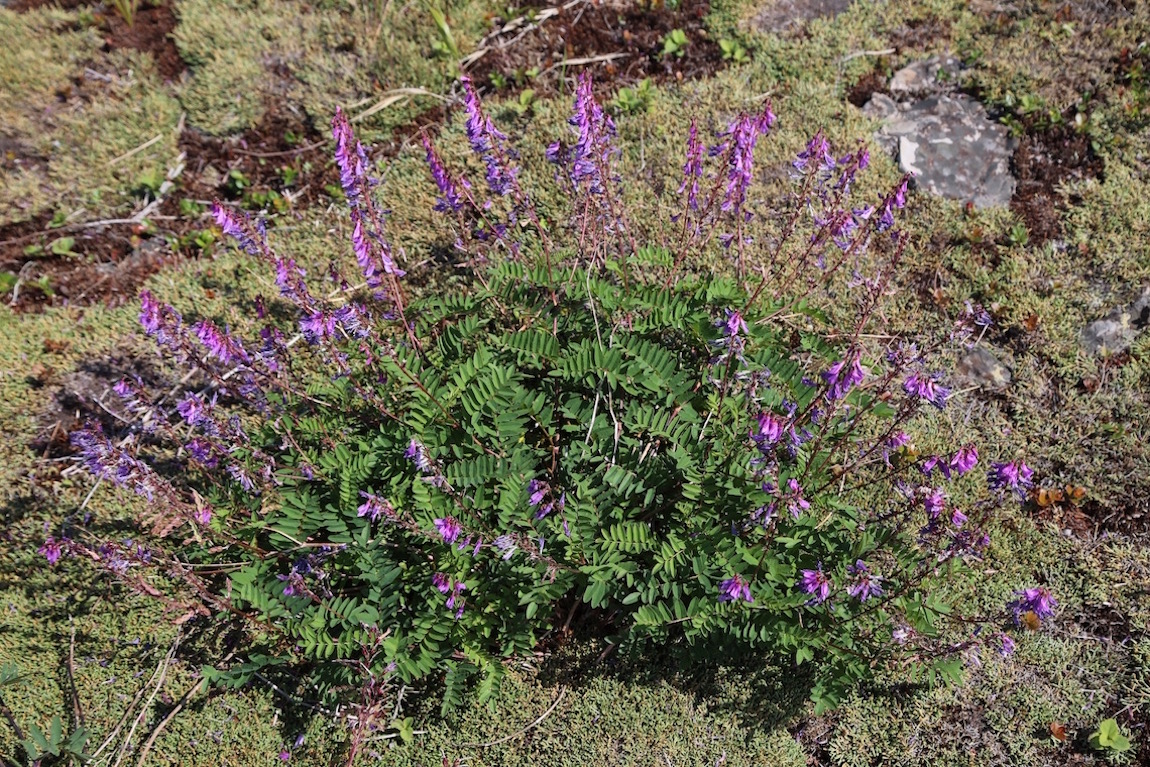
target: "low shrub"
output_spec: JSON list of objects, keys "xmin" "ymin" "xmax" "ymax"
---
[{"xmin": 48, "ymin": 74, "xmax": 1043, "ymax": 748}]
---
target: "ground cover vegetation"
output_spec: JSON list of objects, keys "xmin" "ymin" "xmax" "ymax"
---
[{"xmin": 0, "ymin": 0, "xmax": 1149, "ymax": 765}]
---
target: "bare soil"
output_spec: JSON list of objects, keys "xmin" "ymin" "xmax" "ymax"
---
[{"xmin": 467, "ymin": 0, "xmax": 726, "ymax": 99}]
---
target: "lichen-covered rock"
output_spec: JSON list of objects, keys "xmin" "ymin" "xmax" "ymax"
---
[
  {"xmin": 1080, "ymin": 286, "xmax": 1150, "ymax": 356},
  {"xmin": 752, "ymin": 0, "xmax": 850, "ymax": 34},
  {"xmin": 866, "ymin": 93, "xmax": 1016, "ymax": 208},
  {"xmin": 955, "ymin": 346, "xmax": 1013, "ymax": 391}
]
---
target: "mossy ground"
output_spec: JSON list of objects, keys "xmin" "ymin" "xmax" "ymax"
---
[{"xmin": 1, "ymin": 0, "xmax": 1149, "ymax": 764}]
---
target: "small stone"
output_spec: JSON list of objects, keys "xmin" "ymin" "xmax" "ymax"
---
[
  {"xmin": 888, "ymin": 55, "xmax": 963, "ymax": 98},
  {"xmin": 1080, "ymin": 285, "xmax": 1150, "ymax": 356},
  {"xmin": 955, "ymin": 347, "xmax": 1012, "ymax": 391}
]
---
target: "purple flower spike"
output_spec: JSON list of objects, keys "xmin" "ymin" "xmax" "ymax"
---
[
  {"xmin": 422, "ymin": 133, "xmax": 468, "ymax": 213},
  {"xmin": 434, "ymin": 516, "xmax": 462, "ymax": 544},
  {"xmin": 719, "ymin": 574, "xmax": 754, "ymax": 603},
  {"xmin": 718, "ymin": 103, "xmax": 775, "ymax": 213},
  {"xmin": 405, "ymin": 439, "xmax": 433, "ymax": 473},
  {"xmin": 988, "ymin": 459, "xmax": 1034, "ymax": 499},
  {"xmin": 460, "ymin": 76, "xmax": 517, "ymax": 196},
  {"xmin": 846, "ymin": 560, "xmax": 883, "ymax": 602},
  {"xmin": 211, "ymin": 201, "xmax": 263, "ymax": 256},
  {"xmin": 799, "ymin": 564, "xmax": 832, "ymax": 604},
  {"xmin": 194, "ymin": 319, "xmax": 250, "ymax": 366}
]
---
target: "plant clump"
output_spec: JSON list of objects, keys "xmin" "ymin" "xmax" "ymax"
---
[{"xmin": 47, "ymin": 74, "xmax": 1049, "ymax": 747}]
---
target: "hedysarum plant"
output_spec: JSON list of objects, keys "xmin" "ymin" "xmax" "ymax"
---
[{"xmin": 53, "ymin": 74, "xmax": 1045, "ymax": 732}]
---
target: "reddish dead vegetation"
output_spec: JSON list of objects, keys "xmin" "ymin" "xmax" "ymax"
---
[
  {"xmin": 466, "ymin": 0, "xmax": 725, "ymax": 99},
  {"xmin": 1010, "ymin": 118, "xmax": 1104, "ymax": 246}
]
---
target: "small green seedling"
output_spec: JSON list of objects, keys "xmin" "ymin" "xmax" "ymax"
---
[
  {"xmin": 225, "ymin": 169, "xmax": 250, "ymax": 196},
  {"xmin": 1007, "ymin": 222, "xmax": 1029, "ymax": 247},
  {"xmin": 135, "ymin": 167, "xmax": 165, "ymax": 200},
  {"xmin": 719, "ymin": 38, "xmax": 750, "ymax": 64},
  {"xmin": 49, "ymin": 237, "xmax": 76, "ymax": 256},
  {"xmin": 110, "ymin": 0, "xmax": 139, "ymax": 26},
  {"xmin": 49, "ymin": 210, "xmax": 69, "ymax": 228},
  {"xmin": 511, "ymin": 89, "xmax": 536, "ymax": 116},
  {"xmin": 1089, "ymin": 718, "xmax": 1132, "ymax": 753},
  {"xmin": 661, "ymin": 29, "xmax": 689, "ymax": 58},
  {"xmin": 22, "ymin": 716, "xmax": 90, "ymax": 766},
  {"xmin": 614, "ymin": 78, "xmax": 654, "ymax": 114}
]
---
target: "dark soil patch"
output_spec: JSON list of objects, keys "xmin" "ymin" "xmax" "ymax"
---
[
  {"xmin": 846, "ymin": 67, "xmax": 888, "ymax": 108},
  {"xmin": 0, "ymin": 105, "xmax": 343, "ymax": 313},
  {"xmin": 103, "ymin": 4, "xmax": 184, "ymax": 81},
  {"xmin": 1010, "ymin": 118, "xmax": 1104, "ymax": 245},
  {"xmin": 889, "ymin": 15, "xmax": 952, "ymax": 53},
  {"xmin": 467, "ymin": 0, "xmax": 725, "ymax": 99},
  {"xmin": 0, "ymin": 215, "xmax": 170, "ymax": 312}
]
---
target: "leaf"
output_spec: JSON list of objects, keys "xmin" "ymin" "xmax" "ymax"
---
[{"xmin": 1049, "ymin": 722, "xmax": 1067, "ymax": 742}]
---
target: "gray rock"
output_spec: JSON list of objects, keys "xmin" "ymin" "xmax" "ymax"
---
[
  {"xmin": 1080, "ymin": 286, "xmax": 1150, "ymax": 356},
  {"xmin": 868, "ymin": 93, "xmax": 1016, "ymax": 208},
  {"xmin": 889, "ymin": 55, "xmax": 963, "ymax": 98},
  {"xmin": 862, "ymin": 93, "xmax": 899, "ymax": 121},
  {"xmin": 955, "ymin": 347, "xmax": 1012, "ymax": 391},
  {"xmin": 753, "ymin": 0, "xmax": 850, "ymax": 34}
]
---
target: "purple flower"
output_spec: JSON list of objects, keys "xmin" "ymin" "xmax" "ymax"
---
[
  {"xmin": 846, "ymin": 560, "xmax": 883, "ymax": 602},
  {"xmin": 923, "ymin": 488, "xmax": 946, "ymax": 520},
  {"xmin": 176, "ymin": 393, "xmax": 213, "ymax": 429},
  {"xmin": 405, "ymin": 439, "xmax": 433, "ymax": 473},
  {"xmin": 422, "ymin": 133, "xmax": 468, "ymax": 213},
  {"xmin": 799, "ymin": 564, "xmax": 832, "ymax": 604},
  {"xmin": 988, "ymin": 460, "xmax": 1034, "ymax": 499},
  {"xmin": 950, "ymin": 444, "xmax": 978, "ymax": 476},
  {"xmin": 492, "ymin": 535, "xmax": 517, "ymax": 560},
  {"xmin": 39, "ymin": 536, "xmax": 65, "ymax": 565},
  {"xmin": 564, "ymin": 72, "xmax": 617, "ymax": 195},
  {"xmin": 193, "ymin": 504, "xmax": 213, "ymax": 526},
  {"xmin": 1010, "ymin": 587, "xmax": 1057, "ymax": 624},
  {"xmin": 751, "ymin": 412, "xmax": 786, "ymax": 449},
  {"xmin": 445, "ymin": 580, "xmax": 467, "ymax": 619},
  {"xmin": 822, "ymin": 352, "xmax": 866, "ymax": 402},
  {"xmin": 185, "ymin": 438, "xmax": 218, "ymax": 467},
  {"xmin": 950, "ymin": 508, "xmax": 968, "ymax": 528},
  {"xmin": 722, "ymin": 309, "xmax": 748, "ymax": 338},
  {"xmin": 718, "ymin": 574, "xmax": 754, "ymax": 603},
  {"xmin": 357, "ymin": 493, "xmax": 394, "ymax": 523},
  {"xmin": 432, "ymin": 572, "xmax": 451, "ymax": 594},
  {"xmin": 785, "ymin": 478, "xmax": 810, "ymax": 518},
  {"xmin": 792, "ymin": 132, "xmax": 835, "ymax": 177},
  {"xmin": 434, "ymin": 516, "xmax": 462, "ymax": 544},
  {"xmin": 998, "ymin": 633, "xmax": 1016, "ymax": 657},
  {"xmin": 527, "ymin": 479, "xmax": 549, "ymax": 507},
  {"xmin": 903, "ymin": 372, "xmax": 950, "ymax": 409}
]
